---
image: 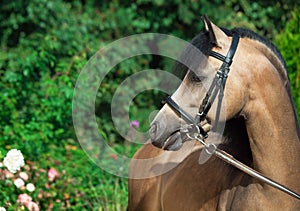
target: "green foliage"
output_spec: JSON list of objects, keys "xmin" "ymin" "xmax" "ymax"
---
[
  {"xmin": 275, "ymin": 8, "xmax": 300, "ymax": 120},
  {"xmin": 0, "ymin": 0, "xmax": 299, "ymax": 209},
  {"xmin": 0, "ymin": 0, "xmax": 97, "ymax": 157}
]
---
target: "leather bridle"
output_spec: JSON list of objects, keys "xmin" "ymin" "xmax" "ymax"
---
[{"xmin": 163, "ymin": 34, "xmax": 300, "ymax": 200}]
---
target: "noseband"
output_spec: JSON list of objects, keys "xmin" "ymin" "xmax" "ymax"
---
[{"xmin": 163, "ymin": 34, "xmax": 300, "ymax": 200}]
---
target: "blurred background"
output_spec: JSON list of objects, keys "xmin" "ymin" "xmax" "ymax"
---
[{"xmin": 0, "ymin": 0, "xmax": 299, "ymax": 210}]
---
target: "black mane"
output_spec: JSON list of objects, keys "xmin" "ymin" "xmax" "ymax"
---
[
  {"xmin": 176, "ymin": 27, "xmax": 287, "ymax": 72},
  {"xmin": 223, "ymin": 27, "xmax": 287, "ymax": 71},
  {"xmin": 178, "ymin": 27, "xmax": 287, "ymax": 71}
]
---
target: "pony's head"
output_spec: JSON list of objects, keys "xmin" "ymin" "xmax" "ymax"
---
[{"xmin": 150, "ymin": 16, "xmax": 251, "ymax": 150}]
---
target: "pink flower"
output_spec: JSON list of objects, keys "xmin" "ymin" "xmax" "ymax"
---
[
  {"xmin": 45, "ymin": 183, "xmax": 51, "ymax": 189},
  {"xmin": 17, "ymin": 193, "xmax": 32, "ymax": 205},
  {"xmin": 110, "ymin": 154, "xmax": 118, "ymax": 160},
  {"xmin": 48, "ymin": 202, "xmax": 53, "ymax": 209},
  {"xmin": 17, "ymin": 194, "xmax": 39, "ymax": 211},
  {"xmin": 27, "ymin": 201, "xmax": 39, "ymax": 211},
  {"xmin": 130, "ymin": 120, "xmax": 140, "ymax": 128},
  {"xmin": 5, "ymin": 170, "xmax": 14, "ymax": 179},
  {"xmin": 47, "ymin": 168, "xmax": 59, "ymax": 182}
]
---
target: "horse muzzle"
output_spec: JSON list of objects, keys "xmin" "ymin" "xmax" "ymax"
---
[
  {"xmin": 150, "ymin": 121, "xmax": 186, "ymax": 150},
  {"xmin": 150, "ymin": 118, "xmax": 212, "ymax": 151}
]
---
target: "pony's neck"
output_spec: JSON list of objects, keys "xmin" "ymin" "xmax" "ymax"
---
[{"xmin": 243, "ymin": 58, "xmax": 300, "ymax": 191}]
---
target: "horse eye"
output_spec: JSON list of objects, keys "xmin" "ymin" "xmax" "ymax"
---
[{"xmin": 188, "ymin": 72, "xmax": 204, "ymax": 83}]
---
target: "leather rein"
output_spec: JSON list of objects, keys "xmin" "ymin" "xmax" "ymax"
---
[{"xmin": 164, "ymin": 34, "xmax": 300, "ymax": 200}]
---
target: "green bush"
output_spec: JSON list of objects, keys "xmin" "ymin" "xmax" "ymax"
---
[
  {"xmin": 0, "ymin": 0, "xmax": 95, "ymax": 158},
  {"xmin": 275, "ymin": 8, "xmax": 300, "ymax": 120}
]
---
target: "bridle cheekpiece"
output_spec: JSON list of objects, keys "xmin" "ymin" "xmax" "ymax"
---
[{"xmin": 165, "ymin": 34, "xmax": 239, "ymax": 139}]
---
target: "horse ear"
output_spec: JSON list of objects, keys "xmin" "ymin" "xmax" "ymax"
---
[{"xmin": 202, "ymin": 15, "xmax": 228, "ymax": 48}]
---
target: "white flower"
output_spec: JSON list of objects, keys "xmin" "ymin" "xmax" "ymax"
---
[
  {"xmin": 14, "ymin": 178, "xmax": 25, "ymax": 188},
  {"xmin": 19, "ymin": 172, "xmax": 29, "ymax": 181},
  {"xmin": 0, "ymin": 162, "xmax": 3, "ymax": 168},
  {"xmin": 0, "ymin": 207, "xmax": 6, "ymax": 211},
  {"xmin": 3, "ymin": 149, "xmax": 25, "ymax": 173},
  {"xmin": 26, "ymin": 183, "xmax": 35, "ymax": 192}
]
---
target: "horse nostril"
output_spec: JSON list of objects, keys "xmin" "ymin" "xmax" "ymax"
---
[
  {"xmin": 149, "ymin": 121, "xmax": 167, "ymax": 146},
  {"xmin": 149, "ymin": 122, "xmax": 158, "ymax": 141}
]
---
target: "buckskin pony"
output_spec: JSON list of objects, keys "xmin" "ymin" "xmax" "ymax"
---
[{"xmin": 128, "ymin": 16, "xmax": 300, "ymax": 210}]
